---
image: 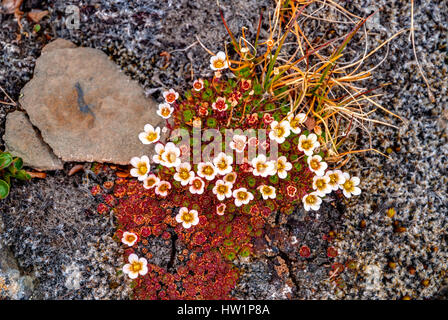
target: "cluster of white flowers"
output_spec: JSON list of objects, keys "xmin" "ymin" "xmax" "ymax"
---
[
  {"xmin": 123, "ymin": 51, "xmax": 363, "ymax": 280},
  {"xmin": 130, "ymin": 77, "xmax": 361, "ymax": 229},
  {"xmin": 302, "ymin": 166, "xmax": 361, "ymax": 212}
]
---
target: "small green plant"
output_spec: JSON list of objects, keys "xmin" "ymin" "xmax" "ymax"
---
[{"xmin": 0, "ymin": 151, "xmax": 31, "ymax": 199}]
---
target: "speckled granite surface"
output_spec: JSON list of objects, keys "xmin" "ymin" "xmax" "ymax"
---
[{"xmin": 0, "ymin": 0, "xmax": 447, "ymax": 299}]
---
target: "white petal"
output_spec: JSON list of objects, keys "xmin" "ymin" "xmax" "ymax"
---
[
  {"xmin": 139, "ymin": 265, "xmax": 148, "ymax": 276},
  {"xmin": 216, "ymin": 51, "xmax": 226, "ymax": 60},
  {"xmin": 123, "ymin": 264, "xmax": 132, "ymax": 274},
  {"xmin": 144, "ymin": 124, "xmax": 154, "ymax": 132},
  {"xmin": 141, "ymin": 155, "xmax": 150, "ymax": 164},
  {"xmin": 128, "ymin": 254, "xmax": 139, "ymax": 264},
  {"xmin": 183, "ymin": 222, "xmax": 192, "ymax": 229},
  {"xmin": 130, "ymin": 168, "xmax": 140, "ymax": 177},
  {"xmin": 130, "ymin": 157, "xmax": 140, "ymax": 167}
]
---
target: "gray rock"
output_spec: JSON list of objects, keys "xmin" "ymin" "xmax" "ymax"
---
[
  {"xmin": 19, "ymin": 39, "xmax": 165, "ymax": 165},
  {"xmin": 4, "ymin": 111, "xmax": 64, "ymax": 171},
  {"xmin": 0, "ymin": 241, "xmax": 35, "ymax": 300}
]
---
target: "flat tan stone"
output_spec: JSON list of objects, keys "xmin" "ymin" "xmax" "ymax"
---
[
  {"xmin": 4, "ymin": 111, "xmax": 64, "ymax": 171},
  {"xmin": 19, "ymin": 39, "xmax": 166, "ymax": 165}
]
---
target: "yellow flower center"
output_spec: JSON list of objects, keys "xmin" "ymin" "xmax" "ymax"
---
[
  {"xmin": 256, "ymin": 162, "xmax": 267, "ymax": 172},
  {"xmin": 235, "ymin": 140, "xmax": 245, "ymax": 150},
  {"xmin": 194, "ymin": 82, "xmax": 202, "ymax": 89},
  {"xmin": 138, "ymin": 163, "xmax": 148, "ymax": 175},
  {"xmin": 192, "ymin": 179, "xmax": 202, "ymax": 189},
  {"xmin": 277, "ymin": 161, "xmax": 285, "ymax": 171},
  {"xmin": 316, "ymin": 179, "xmax": 325, "ymax": 190},
  {"xmin": 203, "ymin": 165, "xmax": 214, "ymax": 176},
  {"xmin": 159, "ymin": 183, "xmax": 168, "ymax": 192},
  {"xmin": 217, "ymin": 184, "xmax": 228, "ymax": 194},
  {"xmin": 181, "ymin": 211, "xmax": 194, "ymax": 223},
  {"xmin": 225, "ymin": 174, "xmax": 236, "ymax": 183},
  {"xmin": 131, "ymin": 261, "xmax": 143, "ymax": 273},
  {"xmin": 275, "ymin": 125, "xmax": 285, "ymax": 137},
  {"xmin": 262, "ymin": 186, "xmax": 272, "ymax": 195},
  {"xmin": 147, "ymin": 132, "xmax": 158, "ymax": 142},
  {"xmin": 290, "ymin": 119, "xmax": 299, "ymax": 129},
  {"xmin": 237, "ymin": 191, "xmax": 248, "ymax": 200},
  {"xmin": 166, "ymin": 93, "xmax": 176, "ymax": 103},
  {"xmin": 217, "ymin": 159, "xmax": 228, "ymax": 170},
  {"xmin": 302, "ymin": 140, "xmax": 312, "ymax": 150},
  {"xmin": 213, "ymin": 59, "xmax": 225, "ymax": 69},
  {"xmin": 343, "ymin": 180, "xmax": 354, "ymax": 192},
  {"xmin": 305, "ymin": 195, "xmax": 317, "ymax": 205},
  {"xmin": 161, "ymin": 107, "xmax": 171, "ymax": 117},
  {"xmin": 179, "ymin": 169, "xmax": 190, "ymax": 180},
  {"xmin": 310, "ymin": 159, "xmax": 320, "ymax": 170},
  {"xmin": 329, "ymin": 173, "xmax": 338, "ymax": 184},
  {"xmin": 125, "ymin": 234, "xmax": 136, "ymax": 243},
  {"xmin": 167, "ymin": 152, "xmax": 176, "ymax": 163},
  {"xmin": 147, "ymin": 178, "xmax": 157, "ymax": 187}
]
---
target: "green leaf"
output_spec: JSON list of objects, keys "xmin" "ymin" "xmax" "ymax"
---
[
  {"xmin": 13, "ymin": 157, "xmax": 23, "ymax": 170},
  {"xmin": 0, "ymin": 179, "xmax": 10, "ymax": 199},
  {"xmin": 2, "ymin": 172, "xmax": 11, "ymax": 185},
  {"xmin": 183, "ymin": 109, "xmax": 193, "ymax": 122},
  {"xmin": 0, "ymin": 152, "xmax": 13, "ymax": 170}
]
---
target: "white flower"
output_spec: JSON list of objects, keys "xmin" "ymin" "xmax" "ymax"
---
[
  {"xmin": 298, "ymin": 133, "xmax": 320, "ymax": 156},
  {"xmin": 213, "ymin": 152, "xmax": 233, "ymax": 175},
  {"xmin": 174, "ymin": 162, "xmax": 195, "ymax": 186},
  {"xmin": 258, "ymin": 185, "xmax": 276, "ymax": 200},
  {"xmin": 212, "ymin": 97, "xmax": 228, "ymax": 112},
  {"xmin": 307, "ymin": 155, "xmax": 327, "ymax": 177},
  {"xmin": 274, "ymin": 156, "xmax": 292, "ymax": 179},
  {"xmin": 230, "ymin": 134, "xmax": 247, "ymax": 153},
  {"xmin": 161, "ymin": 142, "xmax": 181, "ymax": 168},
  {"xmin": 302, "ymin": 192, "xmax": 322, "ymax": 211},
  {"xmin": 143, "ymin": 174, "xmax": 160, "ymax": 189},
  {"xmin": 152, "ymin": 143, "xmax": 166, "ymax": 165},
  {"xmin": 251, "ymin": 154, "xmax": 275, "ymax": 177},
  {"xmin": 216, "ymin": 203, "xmax": 226, "ymax": 215},
  {"xmin": 312, "ymin": 175, "xmax": 332, "ymax": 197},
  {"xmin": 197, "ymin": 162, "xmax": 217, "ymax": 181},
  {"xmin": 193, "ymin": 79, "xmax": 204, "ymax": 91},
  {"xmin": 341, "ymin": 173, "xmax": 361, "ymax": 198},
  {"xmin": 121, "ymin": 231, "xmax": 138, "ymax": 247},
  {"xmin": 269, "ymin": 120, "xmax": 291, "ymax": 144},
  {"xmin": 223, "ymin": 172, "xmax": 237, "ymax": 184},
  {"xmin": 233, "ymin": 187, "xmax": 254, "ymax": 207},
  {"xmin": 130, "ymin": 156, "xmax": 150, "ymax": 181},
  {"xmin": 175, "ymin": 207, "xmax": 199, "ymax": 229},
  {"xmin": 138, "ymin": 124, "xmax": 161, "ymax": 145},
  {"xmin": 325, "ymin": 170, "xmax": 346, "ymax": 191},
  {"xmin": 288, "ymin": 113, "xmax": 307, "ymax": 134},
  {"xmin": 157, "ymin": 103, "xmax": 174, "ymax": 119},
  {"xmin": 155, "ymin": 180, "xmax": 171, "ymax": 197},
  {"xmin": 212, "ymin": 179, "xmax": 233, "ymax": 201},
  {"xmin": 123, "ymin": 254, "xmax": 148, "ymax": 279},
  {"xmin": 163, "ymin": 88, "xmax": 179, "ymax": 104},
  {"xmin": 210, "ymin": 51, "xmax": 229, "ymax": 71},
  {"xmin": 189, "ymin": 176, "xmax": 205, "ymax": 195}
]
